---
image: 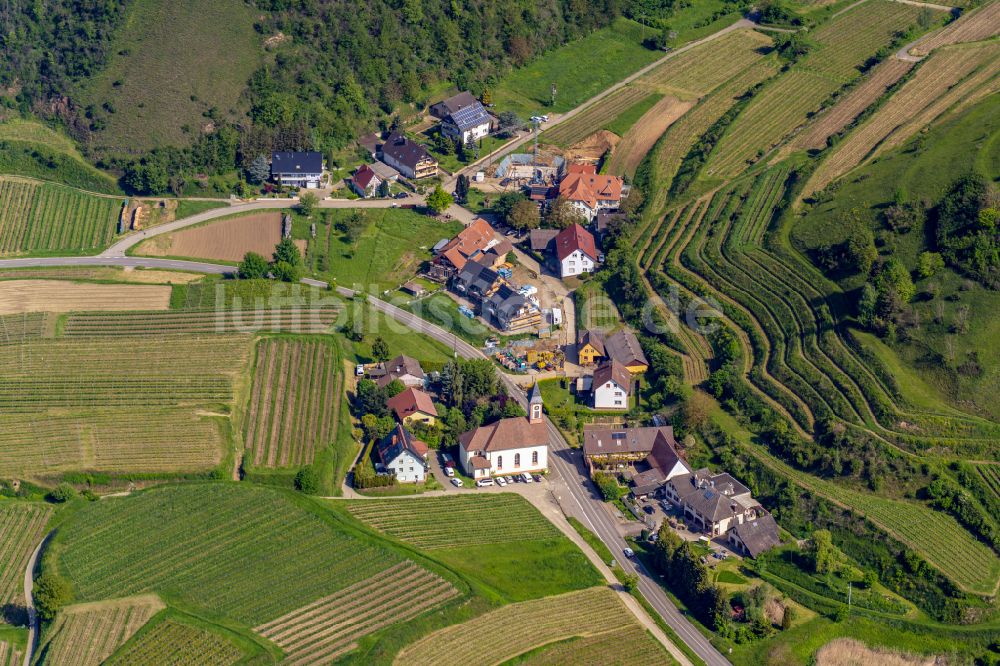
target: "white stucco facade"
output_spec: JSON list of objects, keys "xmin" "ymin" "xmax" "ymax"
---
[
  {"xmin": 593, "ymin": 379, "xmax": 628, "ymax": 410},
  {"xmin": 560, "ymin": 249, "xmax": 595, "ymax": 278}
]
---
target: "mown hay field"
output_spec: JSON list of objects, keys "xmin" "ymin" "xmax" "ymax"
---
[
  {"xmin": 814, "ymin": 638, "xmax": 937, "ymax": 666},
  {"xmin": 63, "ymin": 307, "xmax": 340, "ymax": 337},
  {"xmin": 255, "ymin": 561, "xmax": 459, "ymax": 666},
  {"xmin": 0, "ymin": 503, "xmax": 51, "ymax": 612},
  {"xmin": 0, "ymin": 280, "xmax": 171, "ymax": 314},
  {"xmin": 0, "ymin": 178, "xmax": 120, "ymax": 256},
  {"xmin": 0, "ymin": 410, "xmax": 227, "ymax": 478},
  {"xmin": 56, "ymin": 484, "xmax": 406, "ymax": 625},
  {"xmin": 393, "ymin": 587, "xmax": 643, "ymax": 666},
  {"xmin": 36, "ymin": 595, "xmax": 164, "ymax": 666},
  {"xmin": 135, "ymin": 211, "xmax": 282, "ymax": 263},
  {"xmin": 244, "ymin": 338, "xmax": 341, "ymax": 468},
  {"xmin": 105, "ymin": 616, "xmax": 245, "ymax": 666}
]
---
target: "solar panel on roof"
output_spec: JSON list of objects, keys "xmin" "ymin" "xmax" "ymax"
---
[{"xmin": 450, "ymin": 103, "xmax": 490, "ymax": 130}]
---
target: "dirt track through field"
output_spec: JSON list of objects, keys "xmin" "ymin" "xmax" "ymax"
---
[
  {"xmin": 136, "ymin": 212, "xmax": 282, "ymax": 262},
  {"xmin": 0, "ymin": 280, "xmax": 171, "ymax": 314},
  {"xmin": 608, "ymin": 96, "xmax": 694, "ymax": 176}
]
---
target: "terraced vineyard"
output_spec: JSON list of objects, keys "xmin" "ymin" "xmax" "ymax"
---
[
  {"xmin": 0, "ymin": 503, "xmax": 52, "ymax": 611},
  {"xmin": 0, "ymin": 178, "xmax": 120, "ymax": 255},
  {"xmin": 63, "ymin": 307, "xmax": 339, "ymax": 336},
  {"xmin": 0, "ymin": 641, "xmax": 22, "ymax": 666},
  {"xmin": 520, "ymin": 624, "xmax": 668, "ymax": 665},
  {"xmin": 346, "ymin": 494, "xmax": 561, "ymax": 549},
  {"xmin": 977, "ymin": 464, "xmax": 1000, "ymax": 501},
  {"xmin": 805, "ymin": 41, "xmax": 1000, "ymax": 196},
  {"xmin": 36, "ymin": 595, "xmax": 164, "ymax": 666},
  {"xmin": 910, "ymin": 0, "xmax": 1000, "ymax": 56},
  {"xmin": 394, "ymin": 587, "xmax": 639, "ymax": 666},
  {"xmin": 0, "ymin": 410, "xmax": 227, "ymax": 477},
  {"xmin": 244, "ymin": 338, "xmax": 341, "ymax": 468},
  {"xmin": 256, "ymin": 562, "xmax": 459, "ymax": 665},
  {"xmin": 542, "ymin": 85, "xmax": 654, "ymax": 146},
  {"xmin": 0, "ymin": 312, "xmax": 48, "ymax": 344},
  {"xmin": 0, "ymin": 336, "xmax": 251, "ymax": 410},
  {"xmin": 105, "ymin": 617, "xmax": 245, "ymax": 666},
  {"xmin": 605, "ymin": 96, "xmax": 693, "ymax": 177},
  {"xmin": 56, "ymin": 484, "xmax": 402, "ymax": 625}
]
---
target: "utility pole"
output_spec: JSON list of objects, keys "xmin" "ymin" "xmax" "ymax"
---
[
  {"xmin": 847, "ymin": 582, "xmax": 852, "ymax": 610},
  {"xmin": 550, "ymin": 83, "xmax": 557, "ymax": 108}
]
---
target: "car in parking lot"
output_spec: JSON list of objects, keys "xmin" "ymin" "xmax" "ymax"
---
[
  {"xmin": 475, "ymin": 478, "xmax": 494, "ymax": 487},
  {"xmin": 504, "ymin": 476, "xmax": 514, "ymax": 485},
  {"xmin": 623, "ymin": 547, "xmax": 635, "ymax": 558},
  {"xmin": 521, "ymin": 472, "xmax": 533, "ymax": 483},
  {"xmin": 443, "ymin": 466, "xmax": 455, "ymax": 478},
  {"xmin": 495, "ymin": 476, "xmax": 507, "ymax": 487},
  {"xmin": 450, "ymin": 477, "xmax": 463, "ymax": 487},
  {"xmin": 643, "ymin": 505, "xmax": 654, "ymax": 515},
  {"xmin": 533, "ymin": 474, "xmax": 543, "ymax": 483}
]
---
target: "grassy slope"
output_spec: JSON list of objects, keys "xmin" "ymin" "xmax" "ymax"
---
[
  {"xmin": 75, "ymin": 0, "xmax": 262, "ymax": 153},
  {"xmin": 0, "ymin": 118, "xmax": 120, "ymax": 193},
  {"xmin": 792, "ymin": 96, "xmax": 1000, "ymax": 418}
]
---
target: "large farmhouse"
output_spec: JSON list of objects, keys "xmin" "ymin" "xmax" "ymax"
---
[
  {"xmin": 271, "ymin": 151, "xmax": 323, "ymax": 189},
  {"xmin": 554, "ymin": 223, "xmax": 599, "ymax": 279},
  {"xmin": 582, "ymin": 424, "xmax": 690, "ymax": 497},
  {"xmin": 558, "ymin": 163, "xmax": 623, "ymax": 221},
  {"xmin": 577, "ymin": 328, "xmax": 649, "ymax": 373},
  {"xmin": 440, "ymin": 101, "xmax": 492, "ymax": 145},
  {"xmin": 429, "ymin": 218, "xmax": 503, "ymax": 281},
  {"xmin": 377, "ymin": 423, "xmax": 428, "ymax": 483},
  {"xmin": 459, "ymin": 384, "xmax": 548, "ymax": 479},
  {"xmin": 379, "ymin": 132, "xmax": 438, "ymax": 180}
]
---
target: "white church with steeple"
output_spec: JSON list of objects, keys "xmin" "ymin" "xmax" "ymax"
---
[{"xmin": 458, "ymin": 383, "xmax": 550, "ymax": 479}]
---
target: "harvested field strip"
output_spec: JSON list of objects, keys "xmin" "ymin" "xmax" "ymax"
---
[
  {"xmin": 0, "ymin": 410, "xmax": 226, "ymax": 477},
  {"xmin": 519, "ymin": 624, "xmax": 669, "ymax": 665},
  {"xmin": 911, "ymin": 0, "xmax": 1000, "ymax": 56},
  {"xmin": 606, "ymin": 96, "xmax": 694, "ymax": 177},
  {"xmin": 793, "ymin": 58, "xmax": 914, "ymax": 151},
  {"xmin": 744, "ymin": 441, "xmax": 1000, "ymax": 595},
  {"xmin": 244, "ymin": 340, "xmax": 342, "ymax": 467},
  {"xmin": 0, "ymin": 178, "xmax": 119, "ymax": 256},
  {"xmin": 58, "ymin": 484, "xmax": 401, "ymax": 625},
  {"xmin": 0, "ymin": 280, "xmax": 170, "ymax": 314},
  {"xmin": 63, "ymin": 307, "xmax": 339, "ymax": 336},
  {"xmin": 256, "ymin": 561, "xmax": 459, "ymax": 665},
  {"xmin": 0, "ymin": 312, "xmax": 48, "ymax": 344},
  {"xmin": 0, "ymin": 336, "xmax": 250, "ymax": 411},
  {"xmin": 37, "ymin": 595, "xmax": 164, "ymax": 666},
  {"xmin": 639, "ymin": 29, "xmax": 774, "ymax": 98},
  {"xmin": 135, "ymin": 211, "xmax": 282, "ymax": 263},
  {"xmin": 105, "ymin": 617, "xmax": 244, "ymax": 666},
  {"xmin": 0, "ymin": 503, "xmax": 51, "ymax": 609},
  {"xmin": 0, "ymin": 641, "xmax": 23, "ymax": 666},
  {"xmin": 648, "ymin": 60, "xmax": 779, "ymax": 197},
  {"xmin": 805, "ymin": 42, "xmax": 1000, "ymax": 195},
  {"xmin": 346, "ymin": 494, "xmax": 561, "ymax": 549},
  {"xmin": 703, "ymin": 70, "xmax": 838, "ymax": 179},
  {"xmin": 542, "ymin": 86, "xmax": 652, "ymax": 146},
  {"xmin": 803, "ymin": 0, "xmax": 927, "ymax": 78},
  {"xmin": 394, "ymin": 587, "xmax": 637, "ymax": 666}
]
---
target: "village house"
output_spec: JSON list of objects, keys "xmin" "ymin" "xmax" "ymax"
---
[
  {"xmin": 379, "ymin": 132, "xmax": 438, "ymax": 180},
  {"xmin": 558, "ymin": 163, "xmax": 624, "ymax": 221},
  {"xmin": 374, "ymin": 355, "xmax": 425, "ymax": 389},
  {"xmin": 386, "ymin": 387, "xmax": 439, "ymax": 426},
  {"xmin": 664, "ymin": 469, "xmax": 767, "ymax": 539},
  {"xmin": 429, "ymin": 218, "xmax": 501, "ymax": 281},
  {"xmin": 554, "ymin": 223, "xmax": 599, "ymax": 279},
  {"xmin": 429, "ymin": 91, "xmax": 480, "ymax": 119},
  {"xmin": 728, "ymin": 513, "xmax": 781, "ymax": 558},
  {"xmin": 582, "ymin": 424, "xmax": 690, "ymax": 498},
  {"xmin": 576, "ymin": 328, "xmax": 649, "ymax": 373},
  {"xmin": 484, "ymin": 284, "xmax": 542, "ymax": 332},
  {"xmin": 350, "ymin": 164, "xmax": 382, "ymax": 198},
  {"xmin": 440, "ymin": 101, "xmax": 492, "ymax": 145},
  {"xmin": 590, "ymin": 360, "xmax": 632, "ymax": 410},
  {"xmin": 459, "ymin": 384, "xmax": 548, "ymax": 479},
  {"xmin": 453, "ymin": 259, "xmax": 504, "ymax": 301},
  {"xmin": 377, "ymin": 423, "xmax": 428, "ymax": 483},
  {"xmin": 271, "ymin": 151, "xmax": 323, "ymax": 189},
  {"xmin": 528, "ymin": 228, "xmax": 559, "ymax": 255}
]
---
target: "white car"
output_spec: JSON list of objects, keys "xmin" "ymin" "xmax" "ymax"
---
[
  {"xmin": 444, "ymin": 466, "xmax": 455, "ymax": 478},
  {"xmin": 495, "ymin": 476, "xmax": 508, "ymax": 487},
  {"xmin": 505, "ymin": 476, "xmax": 515, "ymax": 485},
  {"xmin": 623, "ymin": 547, "xmax": 635, "ymax": 558},
  {"xmin": 355, "ymin": 364, "xmax": 365, "ymax": 376},
  {"xmin": 476, "ymin": 478, "xmax": 494, "ymax": 487},
  {"xmin": 521, "ymin": 472, "xmax": 533, "ymax": 483},
  {"xmin": 450, "ymin": 477, "xmax": 463, "ymax": 487}
]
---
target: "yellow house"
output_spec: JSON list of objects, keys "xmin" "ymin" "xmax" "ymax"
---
[
  {"xmin": 386, "ymin": 387, "xmax": 439, "ymax": 426},
  {"xmin": 577, "ymin": 329, "xmax": 606, "ymax": 366}
]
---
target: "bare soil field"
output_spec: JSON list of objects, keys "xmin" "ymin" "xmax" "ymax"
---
[
  {"xmin": 0, "ymin": 280, "xmax": 171, "ymax": 314},
  {"xmin": 607, "ymin": 95, "xmax": 694, "ymax": 176},
  {"xmin": 136, "ymin": 211, "xmax": 282, "ymax": 262},
  {"xmin": 815, "ymin": 638, "xmax": 937, "ymax": 666},
  {"xmin": 564, "ymin": 130, "xmax": 620, "ymax": 162}
]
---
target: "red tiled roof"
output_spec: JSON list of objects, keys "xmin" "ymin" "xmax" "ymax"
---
[
  {"xmin": 386, "ymin": 387, "xmax": 439, "ymax": 421},
  {"xmin": 353, "ymin": 164, "xmax": 377, "ymax": 189},
  {"xmin": 435, "ymin": 218, "xmax": 496, "ymax": 271},
  {"xmin": 559, "ymin": 164, "xmax": 623, "ymax": 210},
  {"xmin": 458, "ymin": 416, "xmax": 548, "ymax": 453},
  {"xmin": 555, "ymin": 223, "xmax": 598, "ymax": 262}
]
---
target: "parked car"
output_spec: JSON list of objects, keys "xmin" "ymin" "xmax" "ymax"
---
[
  {"xmin": 643, "ymin": 505, "xmax": 654, "ymax": 515},
  {"xmin": 521, "ymin": 472, "xmax": 533, "ymax": 483},
  {"xmin": 623, "ymin": 547, "xmax": 635, "ymax": 558},
  {"xmin": 444, "ymin": 466, "xmax": 455, "ymax": 478},
  {"xmin": 476, "ymin": 478, "xmax": 494, "ymax": 487},
  {"xmin": 533, "ymin": 474, "xmax": 543, "ymax": 483},
  {"xmin": 395, "ymin": 192, "xmax": 407, "ymax": 199},
  {"xmin": 495, "ymin": 476, "xmax": 508, "ymax": 487},
  {"xmin": 450, "ymin": 477, "xmax": 463, "ymax": 487},
  {"xmin": 355, "ymin": 364, "xmax": 365, "ymax": 376},
  {"xmin": 504, "ymin": 476, "xmax": 515, "ymax": 485},
  {"xmin": 441, "ymin": 453, "xmax": 454, "ymax": 467}
]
